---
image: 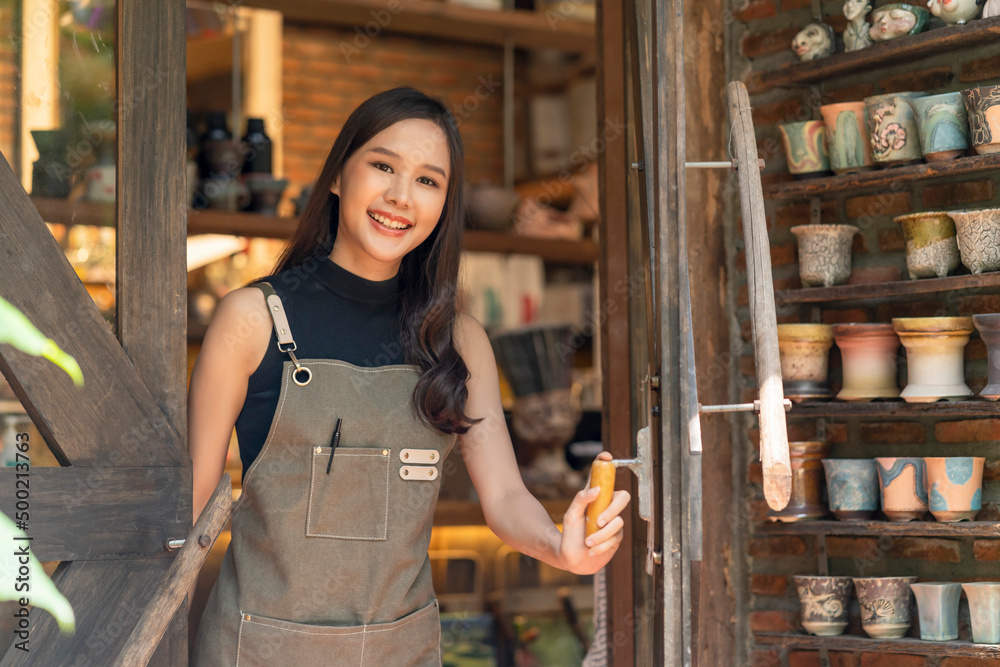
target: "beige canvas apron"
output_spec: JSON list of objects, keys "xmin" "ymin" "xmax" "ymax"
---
[{"xmin": 193, "ymin": 282, "xmax": 456, "ymax": 666}]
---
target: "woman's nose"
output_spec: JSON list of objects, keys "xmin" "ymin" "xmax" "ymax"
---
[{"xmin": 385, "ymin": 177, "xmax": 411, "ymax": 207}]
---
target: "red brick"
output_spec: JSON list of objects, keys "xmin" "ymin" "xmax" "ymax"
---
[
  {"xmin": 958, "ymin": 294, "xmax": 1000, "ymax": 314},
  {"xmin": 861, "ymin": 655, "xmax": 926, "ymax": 667},
  {"xmin": 826, "ymin": 536, "xmax": 878, "ymax": 558},
  {"xmin": 967, "ymin": 338, "xmax": 988, "ymax": 361},
  {"xmin": 780, "ymin": 0, "xmax": 810, "ymax": 9},
  {"xmin": 942, "ymin": 657, "xmax": 1000, "ymax": 666},
  {"xmin": 749, "ymin": 461, "xmax": 764, "ymax": 484},
  {"xmin": 790, "ymin": 651, "xmax": 823, "ymax": 667},
  {"xmin": 751, "ymin": 573, "xmax": 788, "ymax": 596},
  {"xmin": 973, "ymin": 539, "xmax": 1000, "ymax": 560},
  {"xmin": 984, "ymin": 460, "xmax": 1000, "ymax": 482},
  {"xmin": 878, "ymin": 228, "xmax": 906, "ymax": 252},
  {"xmin": 749, "ymin": 536, "xmax": 808, "ymax": 557},
  {"xmin": 922, "ymin": 180, "xmax": 996, "ymax": 208},
  {"xmin": 753, "ymin": 97, "xmax": 808, "ymax": 126},
  {"xmin": 771, "ymin": 242, "xmax": 797, "ymax": 267},
  {"xmin": 735, "ymin": 0, "xmax": 777, "ymax": 22},
  {"xmin": 830, "ymin": 653, "xmax": 861, "ymax": 667},
  {"xmin": 826, "ymin": 422, "xmax": 848, "ymax": 444},
  {"xmin": 880, "ymin": 66, "xmax": 954, "ymax": 94},
  {"xmin": 860, "ymin": 421, "xmax": 925, "ymax": 444},
  {"xmin": 822, "ymin": 308, "xmax": 870, "ymax": 325},
  {"xmin": 750, "ymin": 497, "xmax": 771, "ymax": 521},
  {"xmin": 742, "ymin": 27, "xmax": 801, "ymax": 59},
  {"xmin": 889, "ymin": 537, "xmax": 961, "ymax": 562},
  {"xmin": 775, "ymin": 200, "xmax": 838, "ymax": 227},
  {"xmin": 751, "ymin": 649, "xmax": 782, "ymax": 667},
  {"xmin": 750, "ymin": 610, "xmax": 799, "ymax": 632},
  {"xmin": 741, "ymin": 355, "xmax": 757, "ymax": 377},
  {"xmin": 823, "ymin": 83, "xmax": 876, "ymax": 105},
  {"xmin": 935, "ymin": 419, "xmax": 1000, "ymax": 443},
  {"xmin": 846, "ymin": 192, "xmax": 913, "ymax": 220},
  {"xmin": 960, "ymin": 55, "xmax": 1000, "ymax": 83}
]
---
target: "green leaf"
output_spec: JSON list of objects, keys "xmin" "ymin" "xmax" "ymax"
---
[
  {"xmin": 0, "ymin": 512, "xmax": 75, "ymax": 634},
  {"xmin": 0, "ymin": 298, "xmax": 83, "ymax": 387}
]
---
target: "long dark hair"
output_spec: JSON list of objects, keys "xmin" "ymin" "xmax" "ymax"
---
[{"xmin": 273, "ymin": 87, "xmax": 481, "ymax": 435}]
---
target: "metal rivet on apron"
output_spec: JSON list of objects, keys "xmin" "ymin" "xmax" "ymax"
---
[
  {"xmin": 427, "ymin": 470, "xmax": 433, "ymax": 477},
  {"xmin": 382, "ymin": 449, "xmax": 389, "ymax": 456},
  {"xmin": 272, "ymin": 305, "xmax": 279, "ymax": 311},
  {"xmin": 314, "ymin": 446, "xmax": 322, "ymax": 454},
  {"xmin": 280, "ymin": 328, "xmax": 287, "ymax": 335},
  {"xmin": 244, "ymin": 614, "xmax": 251, "ymax": 620},
  {"xmin": 403, "ymin": 469, "xmax": 409, "ymax": 476},
  {"xmin": 403, "ymin": 452, "xmax": 409, "ymax": 459}
]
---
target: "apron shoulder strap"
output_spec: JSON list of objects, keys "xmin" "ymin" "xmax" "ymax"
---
[{"xmin": 252, "ymin": 281, "xmax": 296, "ymax": 349}]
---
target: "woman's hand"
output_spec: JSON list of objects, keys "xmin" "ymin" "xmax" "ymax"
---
[{"xmin": 557, "ymin": 451, "xmax": 631, "ymax": 575}]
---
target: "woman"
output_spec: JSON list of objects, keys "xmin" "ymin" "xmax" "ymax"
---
[{"xmin": 189, "ymin": 87, "xmax": 630, "ymax": 665}]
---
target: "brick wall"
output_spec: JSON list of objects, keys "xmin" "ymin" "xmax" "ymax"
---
[
  {"xmin": 0, "ymin": 6, "xmax": 17, "ymax": 163},
  {"xmin": 282, "ymin": 23, "xmax": 505, "ymax": 192},
  {"xmin": 730, "ymin": 3, "xmax": 1000, "ymax": 665}
]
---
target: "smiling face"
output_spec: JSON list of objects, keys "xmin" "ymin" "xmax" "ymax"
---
[{"xmin": 329, "ymin": 117, "xmax": 451, "ymax": 280}]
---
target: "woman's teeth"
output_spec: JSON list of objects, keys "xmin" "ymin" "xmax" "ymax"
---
[{"xmin": 369, "ymin": 211, "xmax": 411, "ymax": 230}]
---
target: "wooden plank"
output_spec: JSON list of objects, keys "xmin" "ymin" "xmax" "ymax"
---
[
  {"xmin": 0, "ymin": 466, "xmax": 191, "ymax": 561},
  {"xmin": 754, "ymin": 632, "xmax": 1000, "ymax": 657},
  {"xmin": 728, "ymin": 82, "xmax": 791, "ymax": 512},
  {"xmin": 749, "ymin": 17, "xmax": 1000, "ymax": 93},
  {"xmin": 241, "ymin": 0, "xmax": 596, "ymax": 53},
  {"xmin": 31, "ymin": 197, "xmax": 114, "ymax": 227},
  {"xmin": 115, "ymin": 475, "xmax": 232, "ymax": 667},
  {"xmin": 762, "ymin": 153, "xmax": 1000, "ymax": 201},
  {"xmin": 757, "ymin": 520, "xmax": 1000, "ymax": 537},
  {"xmin": 777, "ymin": 272, "xmax": 1000, "ymax": 305},
  {"xmin": 788, "ymin": 400, "xmax": 999, "ymax": 418},
  {"xmin": 0, "ymin": 558, "xmax": 173, "ymax": 666},
  {"xmin": 0, "ymin": 159, "xmax": 186, "ymax": 466},
  {"xmin": 596, "ymin": 0, "xmax": 636, "ymax": 658}
]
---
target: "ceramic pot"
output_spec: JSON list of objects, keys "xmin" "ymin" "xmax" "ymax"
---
[
  {"xmin": 769, "ymin": 441, "xmax": 831, "ymax": 522},
  {"xmin": 832, "ymin": 324, "xmax": 901, "ymax": 401},
  {"xmin": 961, "ymin": 582, "xmax": 1000, "ymax": 644},
  {"xmin": 30, "ymin": 129, "xmax": 72, "ymax": 199},
  {"xmin": 865, "ymin": 92, "xmax": 925, "ymax": 166},
  {"xmin": 961, "ymin": 86, "xmax": 1000, "ymax": 155},
  {"xmin": 949, "ymin": 208, "xmax": 1000, "ymax": 274},
  {"xmin": 820, "ymin": 102, "xmax": 875, "ymax": 174},
  {"xmin": 893, "ymin": 212, "xmax": 961, "ymax": 280},
  {"xmin": 791, "ymin": 224, "xmax": 859, "ymax": 288},
  {"xmin": 924, "ymin": 457, "xmax": 985, "ymax": 522},
  {"xmin": 876, "ymin": 457, "xmax": 928, "ymax": 521},
  {"xmin": 853, "ymin": 576, "xmax": 918, "ymax": 639},
  {"xmin": 892, "ymin": 317, "xmax": 974, "ymax": 402},
  {"xmin": 777, "ymin": 324, "xmax": 835, "ymax": 401},
  {"xmin": 822, "ymin": 459, "xmax": 880, "ymax": 520},
  {"xmin": 869, "ymin": 3, "xmax": 929, "ymax": 41},
  {"xmin": 246, "ymin": 176, "xmax": 289, "ymax": 216},
  {"xmin": 911, "ymin": 583, "xmax": 962, "ymax": 641},
  {"xmin": 927, "ymin": 0, "xmax": 982, "ymax": 23},
  {"xmin": 908, "ymin": 93, "xmax": 970, "ymax": 161},
  {"xmin": 972, "ymin": 314, "xmax": 1000, "ymax": 400},
  {"xmin": 793, "ymin": 576, "xmax": 853, "ymax": 636},
  {"xmin": 778, "ymin": 121, "xmax": 831, "ymax": 177}
]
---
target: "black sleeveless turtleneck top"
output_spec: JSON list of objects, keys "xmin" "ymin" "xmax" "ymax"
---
[{"xmin": 234, "ymin": 258, "xmax": 406, "ymax": 481}]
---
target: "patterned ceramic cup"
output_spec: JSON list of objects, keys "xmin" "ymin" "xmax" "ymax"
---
[
  {"xmin": 911, "ymin": 583, "xmax": 962, "ymax": 641},
  {"xmin": 865, "ymin": 92, "xmax": 925, "ymax": 166},
  {"xmin": 961, "ymin": 85, "xmax": 1000, "ymax": 155},
  {"xmin": 875, "ymin": 457, "xmax": 928, "ymax": 521},
  {"xmin": 790, "ymin": 224, "xmax": 859, "ymax": 288},
  {"xmin": 822, "ymin": 459, "xmax": 879, "ymax": 520},
  {"xmin": 962, "ymin": 583, "xmax": 1000, "ymax": 644},
  {"xmin": 853, "ymin": 576, "xmax": 918, "ymax": 639},
  {"xmin": 794, "ymin": 576, "xmax": 853, "ymax": 636},
  {"xmin": 948, "ymin": 208, "xmax": 1000, "ymax": 274},
  {"xmin": 893, "ymin": 212, "xmax": 961, "ymax": 280},
  {"xmin": 924, "ymin": 457, "xmax": 985, "ymax": 522},
  {"xmin": 908, "ymin": 93, "xmax": 970, "ymax": 161},
  {"xmin": 778, "ymin": 120, "xmax": 831, "ymax": 177},
  {"xmin": 820, "ymin": 102, "xmax": 874, "ymax": 174}
]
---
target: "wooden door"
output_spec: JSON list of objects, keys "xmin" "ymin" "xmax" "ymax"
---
[{"xmin": 0, "ymin": 2, "xmax": 189, "ymax": 664}]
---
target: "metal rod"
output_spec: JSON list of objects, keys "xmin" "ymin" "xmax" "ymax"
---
[
  {"xmin": 165, "ymin": 538, "xmax": 185, "ymax": 551},
  {"xmin": 699, "ymin": 399, "xmax": 792, "ymax": 414},
  {"xmin": 685, "ymin": 161, "xmax": 733, "ymax": 168}
]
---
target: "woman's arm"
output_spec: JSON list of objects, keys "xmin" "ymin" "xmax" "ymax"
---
[
  {"xmin": 454, "ymin": 314, "xmax": 630, "ymax": 576},
  {"xmin": 187, "ymin": 287, "xmax": 271, "ymax": 598}
]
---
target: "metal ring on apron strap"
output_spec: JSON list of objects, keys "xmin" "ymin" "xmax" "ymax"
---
[{"xmin": 280, "ymin": 342, "xmax": 313, "ymax": 387}]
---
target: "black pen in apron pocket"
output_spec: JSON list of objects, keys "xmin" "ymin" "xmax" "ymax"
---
[{"xmin": 326, "ymin": 417, "xmax": 342, "ymax": 474}]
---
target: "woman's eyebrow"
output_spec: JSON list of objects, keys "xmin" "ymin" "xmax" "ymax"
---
[{"xmin": 367, "ymin": 146, "xmax": 447, "ymax": 178}]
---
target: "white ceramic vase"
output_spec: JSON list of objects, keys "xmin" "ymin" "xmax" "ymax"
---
[
  {"xmin": 892, "ymin": 317, "xmax": 974, "ymax": 402},
  {"xmin": 832, "ymin": 323, "xmax": 901, "ymax": 401}
]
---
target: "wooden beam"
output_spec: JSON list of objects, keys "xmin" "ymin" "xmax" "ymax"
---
[
  {"xmin": 776, "ymin": 272, "xmax": 1000, "ymax": 305},
  {"xmin": 0, "ymin": 160, "xmax": 187, "ymax": 467},
  {"xmin": 755, "ymin": 632, "xmax": 1000, "ymax": 658},
  {"xmin": 241, "ymin": 0, "xmax": 596, "ymax": 54},
  {"xmin": 0, "ymin": 558, "xmax": 173, "ymax": 665},
  {"xmin": 0, "ymin": 466, "xmax": 191, "ymax": 562}
]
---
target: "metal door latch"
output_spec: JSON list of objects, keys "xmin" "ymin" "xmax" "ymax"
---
[{"xmin": 608, "ymin": 425, "xmax": 657, "ymax": 574}]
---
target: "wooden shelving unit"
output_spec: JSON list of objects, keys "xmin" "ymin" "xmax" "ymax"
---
[
  {"xmin": 775, "ymin": 272, "xmax": 1000, "ymax": 305},
  {"xmin": 755, "ymin": 633, "xmax": 1000, "ymax": 658},
  {"xmin": 749, "ymin": 16, "xmax": 1000, "ymax": 93},
  {"xmin": 761, "ymin": 153, "xmax": 1000, "ymax": 201},
  {"xmin": 757, "ymin": 520, "xmax": 1000, "ymax": 537},
  {"xmin": 240, "ymin": 0, "xmax": 595, "ymax": 53},
  {"xmin": 29, "ymin": 198, "xmax": 600, "ymax": 265},
  {"xmin": 788, "ymin": 400, "xmax": 998, "ymax": 418}
]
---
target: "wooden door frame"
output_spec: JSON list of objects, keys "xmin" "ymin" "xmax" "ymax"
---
[{"xmin": 0, "ymin": 2, "xmax": 189, "ymax": 664}]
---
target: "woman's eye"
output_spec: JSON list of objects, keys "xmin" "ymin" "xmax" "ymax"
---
[
  {"xmin": 418, "ymin": 176, "xmax": 439, "ymax": 187},
  {"xmin": 371, "ymin": 162, "xmax": 392, "ymax": 173}
]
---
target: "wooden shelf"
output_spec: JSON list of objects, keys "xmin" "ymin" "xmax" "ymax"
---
[
  {"xmin": 757, "ymin": 520, "xmax": 1000, "ymax": 538},
  {"xmin": 241, "ymin": 0, "xmax": 595, "ymax": 54},
  {"xmin": 761, "ymin": 153, "xmax": 1000, "ymax": 201},
  {"xmin": 749, "ymin": 16, "xmax": 1000, "ymax": 93},
  {"xmin": 33, "ymin": 197, "xmax": 114, "ymax": 227},
  {"xmin": 186, "ymin": 34, "xmax": 234, "ymax": 84},
  {"xmin": 755, "ymin": 632, "xmax": 1000, "ymax": 658},
  {"xmin": 788, "ymin": 401, "xmax": 997, "ymax": 418},
  {"xmin": 434, "ymin": 498, "xmax": 572, "ymax": 526},
  {"xmin": 776, "ymin": 272, "xmax": 1000, "ymax": 305}
]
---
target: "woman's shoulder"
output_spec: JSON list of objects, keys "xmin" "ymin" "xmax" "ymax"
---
[{"xmin": 453, "ymin": 312, "xmax": 491, "ymax": 361}]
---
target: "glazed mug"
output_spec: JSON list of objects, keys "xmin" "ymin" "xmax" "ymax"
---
[
  {"xmin": 778, "ymin": 121, "xmax": 831, "ymax": 177},
  {"xmin": 875, "ymin": 457, "xmax": 928, "ymax": 521},
  {"xmin": 820, "ymin": 102, "xmax": 874, "ymax": 174},
  {"xmin": 822, "ymin": 459, "xmax": 879, "ymax": 520},
  {"xmin": 908, "ymin": 93, "xmax": 970, "ymax": 161},
  {"xmin": 865, "ymin": 92, "xmax": 925, "ymax": 166},
  {"xmin": 924, "ymin": 457, "xmax": 985, "ymax": 522},
  {"xmin": 793, "ymin": 576, "xmax": 853, "ymax": 636},
  {"xmin": 911, "ymin": 583, "xmax": 962, "ymax": 641},
  {"xmin": 853, "ymin": 576, "xmax": 918, "ymax": 639},
  {"xmin": 961, "ymin": 85, "xmax": 1000, "ymax": 155},
  {"xmin": 962, "ymin": 582, "xmax": 1000, "ymax": 644}
]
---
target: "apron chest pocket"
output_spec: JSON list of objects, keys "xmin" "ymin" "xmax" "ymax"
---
[{"xmin": 306, "ymin": 446, "xmax": 389, "ymax": 540}]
